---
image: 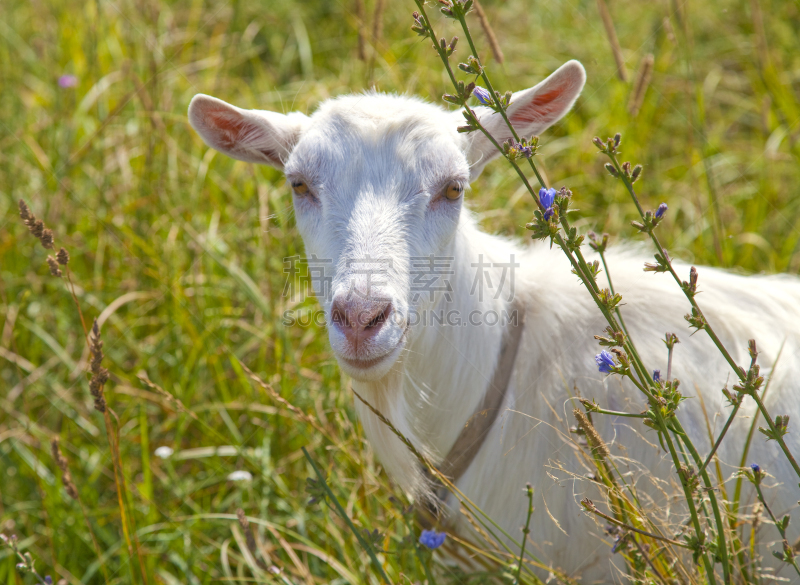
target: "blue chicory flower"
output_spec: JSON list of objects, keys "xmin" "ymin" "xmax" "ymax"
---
[
  {"xmin": 58, "ymin": 74, "xmax": 77, "ymax": 88},
  {"xmin": 750, "ymin": 463, "xmax": 761, "ymax": 474},
  {"xmin": 652, "ymin": 369, "xmax": 661, "ymax": 382},
  {"xmin": 472, "ymin": 86, "xmax": 491, "ymax": 105},
  {"xmin": 655, "ymin": 203, "xmax": 668, "ymax": 219},
  {"xmin": 419, "ymin": 529, "xmax": 447, "ymax": 549},
  {"xmin": 539, "ymin": 188, "xmax": 556, "ymax": 209},
  {"xmin": 595, "ymin": 350, "xmax": 616, "ymax": 374}
]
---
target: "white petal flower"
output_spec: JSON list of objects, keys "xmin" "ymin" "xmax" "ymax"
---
[
  {"xmin": 154, "ymin": 446, "xmax": 174, "ymax": 459},
  {"xmin": 227, "ymin": 470, "xmax": 253, "ymax": 482}
]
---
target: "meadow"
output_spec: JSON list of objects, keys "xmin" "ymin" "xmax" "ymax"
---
[{"xmin": 2, "ymin": 0, "xmax": 800, "ymax": 582}]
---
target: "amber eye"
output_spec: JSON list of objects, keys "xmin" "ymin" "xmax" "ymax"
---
[
  {"xmin": 291, "ymin": 180, "xmax": 309, "ymax": 195},
  {"xmin": 444, "ymin": 182, "xmax": 463, "ymax": 200}
]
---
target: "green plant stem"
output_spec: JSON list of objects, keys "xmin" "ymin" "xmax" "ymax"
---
[
  {"xmin": 589, "ymin": 406, "xmax": 647, "ymax": 418},
  {"xmin": 698, "ymin": 396, "xmax": 743, "ymax": 475},
  {"xmin": 301, "ymin": 447, "xmax": 391, "ymax": 584},
  {"xmin": 658, "ymin": 418, "xmax": 719, "ymax": 585},
  {"xmin": 606, "ymin": 152, "xmax": 739, "ymax": 376},
  {"xmin": 605, "ymin": 150, "xmax": 800, "ymax": 480},
  {"xmin": 513, "ymin": 484, "xmax": 534, "ymax": 585},
  {"xmin": 452, "ymin": 10, "xmax": 550, "ymax": 190},
  {"xmin": 672, "ymin": 419, "xmax": 731, "ymax": 584},
  {"xmin": 732, "ymin": 342, "xmax": 782, "ymax": 516},
  {"xmin": 103, "ymin": 407, "xmax": 141, "ymax": 585},
  {"xmin": 750, "ymin": 389, "xmax": 800, "ymax": 475},
  {"xmin": 752, "ymin": 481, "xmax": 800, "ymax": 578},
  {"xmin": 598, "ymin": 248, "xmax": 634, "ymax": 342}
]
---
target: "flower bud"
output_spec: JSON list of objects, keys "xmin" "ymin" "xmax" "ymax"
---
[
  {"xmin": 689, "ymin": 266, "xmax": 698, "ymax": 293},
  {"xmin": 472, "ymin": 86, "xmax": 490, "ymax": 105}
]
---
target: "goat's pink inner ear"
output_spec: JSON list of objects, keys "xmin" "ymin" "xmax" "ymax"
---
[
  {"xmin": 510, "ymin": 89, "xmax": 568, "ymax": 125},
  {"xmin": 203, "ymin": 106, "xmax": 280, "ymax": 164},
  {"xmin": 204, "ymin": 108, "xmax": 247, "ymax": 150}
]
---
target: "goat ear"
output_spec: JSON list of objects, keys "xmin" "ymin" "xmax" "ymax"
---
[
  {"xmin": 463, "ymin": 60, "xmax": 586, "ymax": 180},
  {"xmin": 188, "ymin": 94, "xmax": 308, "ymax": 168}
]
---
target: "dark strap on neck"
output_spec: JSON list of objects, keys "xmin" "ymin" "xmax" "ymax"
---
[{"xmin": 436, "ymin": 300, "xmax": 525, "ymax": 484}]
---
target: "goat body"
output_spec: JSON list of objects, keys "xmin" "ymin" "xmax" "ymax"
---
[{"xmin": 188, "ymin": 62, "xmax": 800, "ymax": 581}]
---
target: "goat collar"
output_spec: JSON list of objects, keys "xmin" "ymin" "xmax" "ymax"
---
[{"xmin": 429, "ymin": 298, "xmax": 525, "ymax": 499}]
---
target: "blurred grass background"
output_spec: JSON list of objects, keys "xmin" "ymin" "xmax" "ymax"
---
[{"xmin": 1, "ymin": 0, "xmax": 799, "ymax": 582}]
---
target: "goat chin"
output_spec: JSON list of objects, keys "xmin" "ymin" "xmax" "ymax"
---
[{"xmin": 334, "ymin": 336, "xmax": 408, "ymax": 383}]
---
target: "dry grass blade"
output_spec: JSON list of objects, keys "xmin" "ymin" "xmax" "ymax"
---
[
  {"xmin": 137, "ymin": 370, "xmax": 198, "ymax": 420},
  {"xmin": 473, "ymin": 1, "xmax": 504, "ymax": 64},
  {"xmin": 371, "ymin": 0, "xmax": 386, "ymax": 48},
  {"xmin": 238, "ymin": 361, "xmax": 327, "ymax": 436},
  {"xmin": 354, "ymin": 0, "xmax": 367, "ymax": 61},
  {"xmin": 596, "ymin": 0, "xmax": 628, "ymax": 81},
  {"xmin": 628, "ymin": 53, "xmax": 654, "ymax": 116},
  {"xmin": 580, "ymin": 498, "xmax": 689, "ymax": 548}
]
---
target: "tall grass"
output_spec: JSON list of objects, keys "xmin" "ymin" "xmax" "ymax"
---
[{"xmin": 2, "ymin": 0, "xmax": 800, "ymax": 582}]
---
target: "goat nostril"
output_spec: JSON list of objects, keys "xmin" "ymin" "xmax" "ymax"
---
[
  {"xmin": 366, "ymin": 304, "xmax": 392, "ymax": 330},
  {"xmin": 331, "ymin": 303, "xmax": 350, "ymax": 329},
  {"xmin": 331, "ymin": 299, "xmax": 392, "ymax": 337}
]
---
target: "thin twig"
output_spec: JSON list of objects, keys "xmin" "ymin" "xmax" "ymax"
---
[{"xmin": 580, "ymin": 499, "xmax": 689, "ymax": 548}]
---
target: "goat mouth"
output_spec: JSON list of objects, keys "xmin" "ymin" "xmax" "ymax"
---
[
  {"xmin": 340, "ymin": 353, "xmax": 393, "ymax": 370},
  {"xmin": 337, "ymin": 326, "xmax": 409, "ymax": 373}
]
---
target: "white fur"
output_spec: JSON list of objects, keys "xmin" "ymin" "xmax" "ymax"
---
[{"xmin": 189, "ymin": 61, "xmax": 800, "ymax": 582}]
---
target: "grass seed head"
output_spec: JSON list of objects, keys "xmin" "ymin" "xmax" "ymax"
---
[
  {"xmin": 88, "ymin": 319, "xmax": 108, "ymax": 412},
  {"xmin": 19, "ymin": 199, "xmax": 56, "ymax": 249},
  {"xmin": 46, "ymin": 256, "xmax": 62, "ymax": 277},
  {"xmin": 573, "ymin": 408, "xmax": 610, "ymax": 458},
  {"xmin": 18, "ymin": 199, "xmax": 33, "ymax": 224},
  {"xmin": 56, "ymin": 247, "xmax": 69, "ymax": 265},
  {"xmin": 50, "ymin": 438, "xmax": 79, "ymax": 500}
]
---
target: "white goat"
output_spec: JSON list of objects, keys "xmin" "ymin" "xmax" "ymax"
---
[{"xmin": 189, "ymin": 61, "xmax": 800, "ymax": 582}]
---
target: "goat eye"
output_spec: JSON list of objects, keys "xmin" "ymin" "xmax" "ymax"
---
[
  {"xmin": 291, "ymin": 180, "xmax": 309, "ymax": 195},
  {"xmin": 444, "ymin": 182, "xmax": 463, "ymax": 200}
]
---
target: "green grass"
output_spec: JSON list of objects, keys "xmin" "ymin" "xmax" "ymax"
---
[{"xmin": 1, "ymin": 0, "xmax": 800, "ymax": 582}]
